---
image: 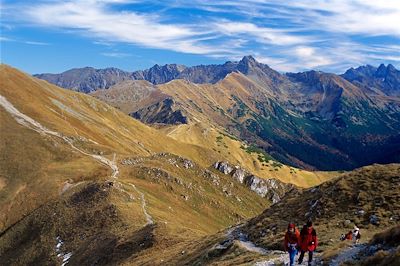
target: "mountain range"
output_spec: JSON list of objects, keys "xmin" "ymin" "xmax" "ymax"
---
[
  {"xmin": 35, "ymin": 56, "xmax": 400, "ymax": 171},
  {"xmin": 1, "ymin": 64, "xmax": 399, "ymax": 265}
]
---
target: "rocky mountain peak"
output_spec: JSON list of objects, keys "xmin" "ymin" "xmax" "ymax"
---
[
  {"xmin": 342, "ymin": 63, "xmax": 400, "ymax": 96},
  {"xmin": 237, "ymin": 55, "xmax": 261, "ymax": 73},
  {"xmin": 376, "ymin": 63, "xmax": 389, "ymax": 77},
  {"xmin": 387, "ymin": 63, "xmax": 396, "ymax": 72},
  {"xmin": 240, "ymin": 55, "xmax": 257, "ymax": 64}
]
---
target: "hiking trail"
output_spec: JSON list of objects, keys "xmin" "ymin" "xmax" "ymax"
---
[
  {"xmin": 130, "ymin": 184, "xmax": 154, "ymax": 225},
  {"xmin": 0, "ymin": 94, "xmax": 119, "ymax": 180}
]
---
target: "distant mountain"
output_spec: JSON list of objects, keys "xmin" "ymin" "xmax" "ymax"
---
[
  {"xmin": 342, "ymin": 63, "xmax": 400, "ymax": 96},
  {"xmin": 36, "ymin": 58, "xmax": 400, "ymax": 170},
  {"xmin": 35, "ymin": 56, "xmax": 279, "ymax": 92},
  {"xmin": 34, "ymin": 67, "xmax": 132, "ymax": 93},
  {"xmin": 35, "ymin": 58, "xmax": 400, "ymax": 98}
]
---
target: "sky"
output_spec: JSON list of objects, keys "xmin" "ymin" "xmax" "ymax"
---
[{"xmin": 1, "ymin": 0, "xmax": 400, "ymax": 74}]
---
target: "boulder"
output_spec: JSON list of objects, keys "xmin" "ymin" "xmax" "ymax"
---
[
  {"xmin": 370, "ymin": 214, "xmax": 380, "ymax": 225},
  {"xmin": 214, "ymin": 161, "xmax": 233, "ymax": 175},
  {"xmin": 232, "ymin": 168, "xmax": 247, "ymax": 183},
  {"xmin": 183, "ymin": 159, "xmax": 194, "ymax": 169}
]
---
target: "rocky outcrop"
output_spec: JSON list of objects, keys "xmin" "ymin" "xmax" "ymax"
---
[
  {"xmin": 130, "ymin": 98, "xmax": 188, "ymax": 125},
  {"xmin": 213, "ymin": 161, "xmax": 294, "ymax": 203},
  {"xmin": 214, "ymin": 161, "xmax": 234, "ymax": 175}
]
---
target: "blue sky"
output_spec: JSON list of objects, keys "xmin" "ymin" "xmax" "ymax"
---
[{"xmin": 1, "ymin": 0, "xmax": 399, "ymax": 74}]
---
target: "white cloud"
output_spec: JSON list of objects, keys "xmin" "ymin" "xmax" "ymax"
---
[
  {"xmin": 0, "ymin": 36, "xmax": 50, "ymax": 45},
  {"xmin": 20, "ymin": 0, "xmax": 229, "ymax": 55},
  {"xmin": 215, "ymin": 22, "xmax": 309, "ymax": 46},
  {"xmin": 293, "ymin": 46, "xmax": 332, "ymax": 68},
  {"xmin": 285, "ymin": 0, "xmax": 400, "ymax": 36},
  {"xmin": 24, "ymin": 41, "xmax": 50, "ymax": 45},
  {"xmin": 101, "ymin": 52, "xmax": 131, "ymax": 58},
  {"xmin": 0, "ymin": 36, "xmax": 14, "ymax": 42},
  {"xmin": 2, "ymin": 0, "xmax": 399, "ymax": 72}
]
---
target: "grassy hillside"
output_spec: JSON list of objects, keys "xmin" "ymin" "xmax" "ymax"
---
[
  {"xmin": 132, "ymin": 163, "xmax": 399, "ymax": 265},
  {"xmin": 0, "ymin": 64, "xmax": 271, "ymax": 264},
  {"xmin": 91, "ymin": 72, "xmax": 337, "ymax": 186},
  {"xmin": 159, "ymin": 122, "xmax": 333, "ymax": 187},
  {"xmin": 93, "ymin": 66, "xmax": 400, "ymax": 171},
  {"xmin": 241, "ymin": 163, "xmax": 400, "ymax": 261},
  {"xmin": 1, "ymin": 64, "xmax": 398, "ymax": 265}
]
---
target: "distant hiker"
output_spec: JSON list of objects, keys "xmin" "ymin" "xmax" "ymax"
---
[
  {"xmin": 298, "ymin": 220, "xmax": 318, "ymax": 266},
  {"xmin": 340, "ymin": 226, "xmax": 361, "ymax": 244},
  {"xmin": 284, "ymin": 223, "xmax": 300, "ymax": 266},
  {"xmin": 340, "ymin": 230, "xmax": 353, "ymax": 241},
  {"xmin": 352, "ymin": 226, "xmax": 361, "ymax": 244}
]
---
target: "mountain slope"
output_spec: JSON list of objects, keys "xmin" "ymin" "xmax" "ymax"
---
[
  {"xmin": 243, "ymin": 163, "xmax": 400, "ymax": 250},
  {"xmin": 93, "ymin": 67, "xmax": 400, "ymax": 171},
  {"xmin": 36, "ymin": 58, "xmax": 400, "ymax": 170},
  {"xmin": 1, "ymin": 64, "xmax": 398, "ymax": 265},
  {"xmin": 1, "ymin": 64, "xmax": 337, "ymax": 265},
  {"xmin": 163, "ymin": 163, "xmax": 400, "ymax": 265}
]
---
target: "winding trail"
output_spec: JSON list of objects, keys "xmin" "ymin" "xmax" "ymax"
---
[
  {"xmin": 0, "ymin": 94, "xmax": 119, "ymax": 179},
  {"xmin": 329, "ymin": 244, "xmax": 365, "ymax": 266},
  {"xmin": 1, "ymin": 94, "xmax": 152, "ymax": 227},
  {"xmin": 224, "ymin": 225, "xmax": 306, "ymax": 266},
  {"xmin": 130, "ymin": 184, "xmax": 154, "ymax": 225},
  {"xmin": 226, "ymin": 226, "xmax": 268, "ymax": 255}
]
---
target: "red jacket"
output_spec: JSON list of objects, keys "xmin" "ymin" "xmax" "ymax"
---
[
  {"xmin": 299, "ymin": 226, "xmax": 318, "ymax": 251},
  {"xmin": 284, "ymin": 229, "xmax": 300, "ymax": 251}
]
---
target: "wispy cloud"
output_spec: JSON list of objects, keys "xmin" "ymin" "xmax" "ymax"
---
[
  {"xmin": 0, "ymin": 36, "xmax": 50, "ymax": 45},
  {"xmin": 18, "ymin": 0, "xmax": 226, "ymax": 55},
  {"xmin": 2, "ymin": 0, "xmax": 399, "ymax": 72},
  {"xmin": 101, "ymin": 52, "xmax": 131, "ymax": 58},
  {"xmin": 214, "ymin": 21, "xmax": 309, "ymax": 46},
  {"xmin": 24, "ymin": 41, "xmax": 50, "ymax": 45},
  {"xmin": 0, "ymin": 36, "xmax": 15, "ymax": 42}
]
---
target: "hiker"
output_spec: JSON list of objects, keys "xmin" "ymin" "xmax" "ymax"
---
[
  {"xmin": 298, "ymin": 220, "xmax": 318, "ymax": 266},
  {"xmin": 284, "ymin": 223, "xmax": 300, "ymax": 266},
  {"xmin": 352, "ymin": 226, "xmax": 361, "ymax": 244},
  {"xmin": 340, "ymin": 230, "xmax": 353, "ymax": 241}
]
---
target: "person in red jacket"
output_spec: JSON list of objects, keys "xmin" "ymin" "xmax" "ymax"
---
[
  {"xmin": 284, "ymin": 223, "xmax": 301, "ymax": 266},
  {"xmin": 298, "ymin": 220, "xmax": 318, "ymax": 266}
]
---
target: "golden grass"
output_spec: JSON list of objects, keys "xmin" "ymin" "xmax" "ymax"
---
[{"xmin": 160, "ymin": 122, "xmax": 336, "ymax": 187}]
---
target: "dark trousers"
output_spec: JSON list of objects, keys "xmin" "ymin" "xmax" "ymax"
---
[{"xmin": 298, "ymin": 250, "xmax": 313, "ymax": 264}]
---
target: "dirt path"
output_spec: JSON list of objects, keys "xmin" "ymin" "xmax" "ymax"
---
[
  {"xmin": 224, "ymin": 225, "xmax": 312, "ymax": 266},
  {"xmin": 224, "ymin": 225, "xmax": 271, "ymax": 256},
  {"xmin": 166, "ymin": 124, "xmax": 184, "ymax": 137},
  {"xmin": 329, "ymin": 244, "xmax": 366, "ymax": 266},
  {"xmin": 130, "ymin": 184, "xmax": 154, "ymax": 225},
  {"xmin": 0, "ymin": 94, "xmax": 119, "ymax": 180}
]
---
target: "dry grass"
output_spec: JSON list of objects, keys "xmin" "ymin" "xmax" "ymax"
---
[
  {"xmin": 370, "ymin": 225, "xmax": 400, "ymax": 246},
  {"xmin": 0, "ymin": 65, "xmax": 276, "ymax": 264},
  {"xmin": 1, "ymin": 65, "xmax": 397, "ymax": 265},
  {"xmin": 241, "ymin": 164, "xmax": 400, "ymax": 252}
]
